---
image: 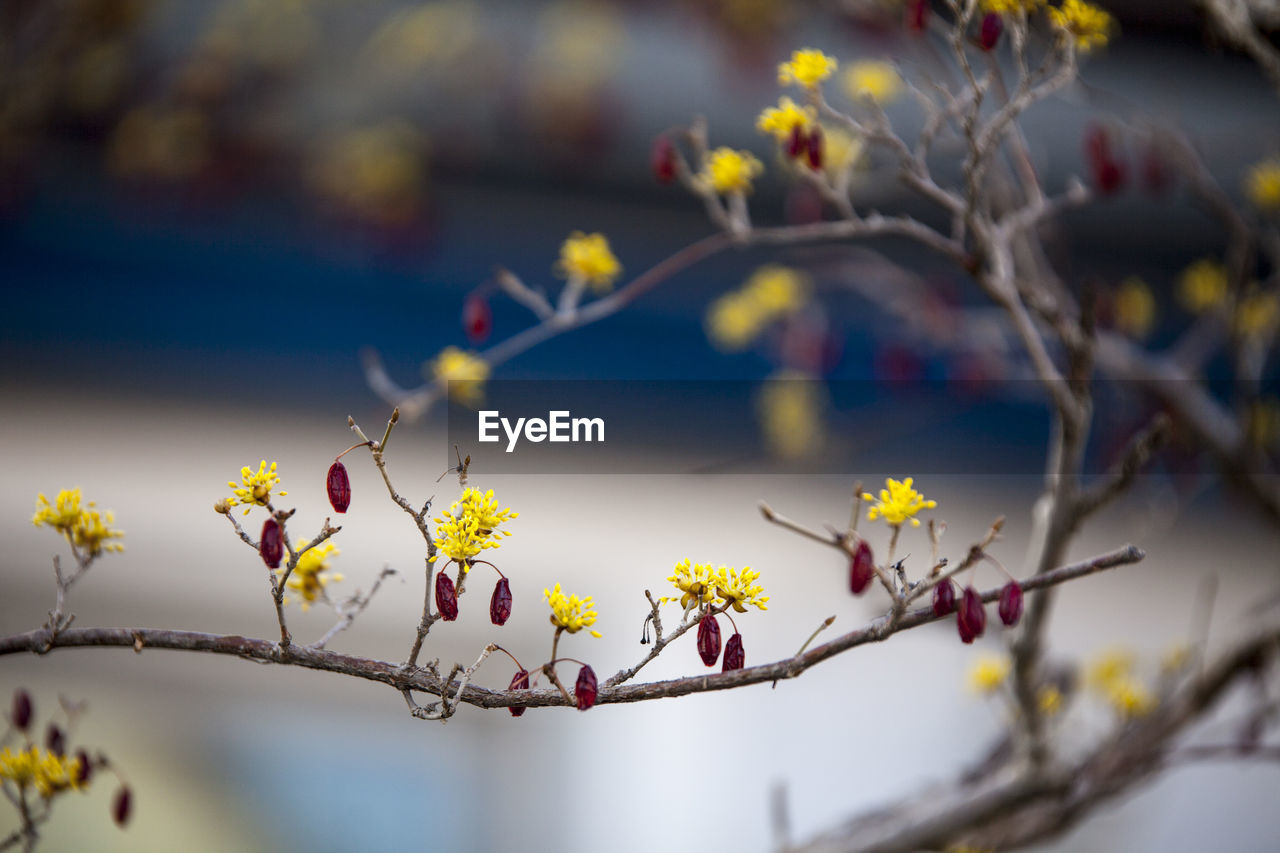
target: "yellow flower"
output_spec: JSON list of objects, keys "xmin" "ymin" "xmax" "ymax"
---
[
  {"xmin": 280, "ymin": 538, "xmax": 342, "ymax": 611},
  {"xmin": 556, "ymin": 231, "xmax": 622, "ymax": 293},
  {"xmin": 1105, "ymin": 677, "xmax": 1154, "ymax": 719},
  {"xmin": 755, "ymin": 96, "xmax": 816, "ymax": 143},
  {"xmin": 822, "ymin": 127, "xmax": 866, "ymax": 178},
  {"xmin": 745, "ymin": 265, "xmax": 808, "ymax": 313},
  {"xmin": 706, "ymin": 293, "xmax": 763, "ymax": 351},
  {"xmin": 756, "ymin": 370, "xmax": 827, "ymax": 459},
  {"xmin": 981, "ymin": 0, "xmax": 1046, "ymax": 14},
  {"xmin": 777, "ymin": 48, "xmax": 837, "ymax": 89},
  {"xmin": 1085, "ymin": 648, "xmax": 1134, "ymax": 690},
  {"xmin": 1237, "ymin": 288, "xmax": 1280, "ymax": 339},
  {"xmin": 1038, "ymin": 685, "xmax": 1064, "ymax": 715},
  {"xmin": 699, "ymin": 147, "xmax": 764, "ymax": 195},
  {"xmin": 1245, "ymin": 158, "xmax": 1280, "ymax": 211},
  {"xmin": 1113, "ymin": 276, "xmax": 1156, "ymax": 339},
  {"xmin": 862, "ymin": 477, "xmax": 937, "ymax": 527},
  {"xmin": 968, "ymin": 655, "xmax": 1011, "ymax": 693},
  {"xmin": 1178, "ymin": 258, "xmax": 1228, "ymax": 313},
  {"xmin": 0, "ymin": 746, "xmax": 85, "ymax": 799},
  {"xmin": 706, "ymin": 265, "xmax": 809, "ymax": 352},
  {"xmin": 34, "ymin": 489, "xmax": 125, "ymax": 556},
  {"xmin": 659, "ymin": 559, "xmax": 717, "ymax": 609},
  {"xmin": 226, "ymin": 460, "xmax": 287, "ymax": 516},
  {"xmin": 430, "ymin": 346, "xmax": 490, "ymax": 406},
  {"xmin": 545, "ymin": 583, "xmax": 602, "ymax": 636},
  {"xmin": 1048, "ymin": 0, "xmax": 1115, "ymax": 53},
  {"xmin": 430, "ymin": 487, "xmax": 517, "ymax": 567},
  {"xmin": 844, "ymin": 61, "xmax": 902, "ymax": 105},
  {"xmin": 712, "ymin": 565, "xmax": 770, "ymax": 612}
]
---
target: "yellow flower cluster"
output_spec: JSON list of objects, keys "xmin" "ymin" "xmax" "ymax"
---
[
  {"xmin": 430, "ymin": 487, "xmax": 517, "ymax": 567},
  {"xmin": 968, "ymin": 655, "xmax": 1011, "ymax": 693},
  {"xmin": 1178, "ymin": 258, "xmax": 1228, "ymax": 313},
  {"xmin": 430, "ymin": 346, "xmax": 490, "ymax": 406},
  {"xmin": 1112, "ymin": 276, "xmax": 1155, "ymax": 339},
  {"xmin": 706, "ymin": 265, "xmax": 810, "ymax": 351},
  {"xmin": 777, "ymin": 49, "xmax": 837, "ymax": 89},
  {"xmin": 0, "ymin": 746, "xmax": 85, "ymax": 799},
  {"xmin": 1245, "ymin": 158, "xmax": 1280, "ymax": 211},
  {"xmin": 844, "ymin": 61, "xmax": 902, "ymax": 105},
  {"xmin": 280, "ymin": 538, "xmax": 343, "ymax": 610},
  {"xmin": 557, "ymin": 231, "xmax": 622, "ymax": 293},
  {"xmin": 756, "ymin": 96, "xmax": 816, "ymax": 143},
  {"xmin": 1236, "ymin": 288, "xmax": 1279, "ymax": 339},
  {"xmin": 226, "ymin": 461, "xmax": 287, "ymax": 516},
  {"xmin": 981, "ymin": 0, "xmax": 1046, "ymax": 14},
  {"xmin": 1048, "ymin": 0, "xmax": 1115, "ymax": 53},
  {"xmin": 659, "ymin": 559, "xmax": 769, "ymax": 612},
  {"xmin": 544, "ymin": 583, "xmax": 602, "ymax": 636},
  {"xmin": 32, "ymin": 489, "xmax": 125, "ymax": 556},
  {"xmin": 699, "ymin": 147, "xmax": 764, "ymax": 195},
  {"xmin": 862, "ymin": 477, "xmax": 937, "ymax": 527},
  {"xmin": 757, "ymin": 371, "xmax": 828, "ymax": 459},
  {"xmin": 1086, "ymin": 648, "xmax": 1154, "ymax": 719}
]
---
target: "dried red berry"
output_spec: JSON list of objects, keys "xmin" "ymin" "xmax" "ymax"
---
[
  {"xmin": 1084, "ymin": 125, "xmax": 1125, "ymax": 195},
  {"xmin": 999, "ymin": 580, "xmax": 1024, "ymax": 626},
  {"xmin": 697, "ymin": 613, "xmax": 722, "ymax": 667},
  {"xmin": 906, "ymin": 0, "xmax": 929, "ymax": 32},
  {"xmin": 957, "ymin": 585, "xmax": 986, "ymax": 644},
  {"xmin": 11, "ymin": 689, "xmax": 32, "ymax": 730},
  {"xmin": 651, "ymin": 135, "xmax": 677, "ymax": 183},
  {"xmin": 113, "ymin": 785, "xmax": 132, "ymax": 827},
  {"xmin": 435, "ymin": 572, "xmax": 458, "ymax": 621},
  {"xmin": 326, "ymin": 461, "xmax": 351, "ymax": 514},
  {"xmin": 932, "ymin": 579, "xmax": 957, "ymax": 617},
  {"xmin": 722, "ymin": 632, "xmax": 745, "ymax": 672},
  {"xmin": 575, "ymin": 664, "xmax": 598, "ymax": 711},
  {"xmin": 490, "ymin": 577, "xmax": 512, "ymax": 626},
  {"xmin": 75, "ymin": 749, "xmax": 92, "ymax": 785},
  {"xmin": 849, "ymin": 540, "xmax": 875, "ymax": 595},
  {"xmin": 806, "ymin": 126, "xmax": 824, "ymax": 170},
  {"xmin": 45, "ymin": 723, "xmax": 64, "ymax": 757},
  {"xmin": 979, "ymin": 12, "xmax": 1003, "ymax": 51},
  {"xmin": 463, "ymin": 295, "xmax": 492, "ymax": 344},
  {"xmin": 259, "ymin": 518, "xmax": 282, "ymax": 569},
  {"xmin": 786, "ymin": 123, "xmax": 807, "ymax": 159},
  {"xmin": 507, "ymin": 669, "xmax": 530, "ymax": 718}
]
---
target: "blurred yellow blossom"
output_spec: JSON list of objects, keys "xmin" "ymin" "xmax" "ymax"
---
[
  {"xmin": 1236, "ymin": 288, "xmax": 1280, "ymax": 339},
  {"xmin": 1106, "ymin": 677, "xmax": 1155, "ymax": 718},
  {"xmin": 1038, "ymin": 685, "xmax": 1064, "ymax": 715},
  {"xmin": 1161, "ymin": 643, "xmax": 1192, "ymax": 674},
  {"xmin": 0, "ymin": 746, "xmax": 84, "ymax": 799},
  {"xmin": 822, "ymin": 127, "xmax": 866, "ymax": 179},
  {"xmin": 756, "ymin": 371, "xmax": 828, "ymax": 459},
  {"xmin": 1085, "ymin": 648, "xmax": 1134, "ymax": 690},
  {"xmin": 778, "ymin": 49, "xmax": 837, "ymax": 89},
  {"xmin": 545, "ymin": 583, "xmax": 602, "ymax": 636},
  {"xmin": 706, "ymin": 265, "xmax": 809, "ymax": 351},
  {"xmin": 700, "ymin": 147, "xmax": 764, "ymax": 195},
  {"xmin": 309, "ymin": 121, "xmax": 425, "ymax": 224},
  {"xmin": 557, "ymin": 231, "xmax": 622, "ymax": 292},
  {"xmin": 1048, "ymin": 0, "xmax": 1115, "ymax": 52},
  {"xmin": 1178, "ymin": 258, "xmax": 1228, "ymax": 313},
  {"xmin": 430, "ymin": 346, "xmax": 490, "ymax": 406},
  {"xmin": 844, "ymin": 61, "xmax": 902, "ymax": 105},
  {"xmin": 862, "ymin": 477, "xmax": 937, "ymax": 527},
  {"xmin": 756, "ymin": 96, "xmax": 817, "ymax": 143},
  {"xmin": 280, "ymin": 539, "xmax": 343, "ymax": 611},
  {"xmin": 968, "ymin": 655, "xmax": 1011, "ymax": 693},
  {"xmin": 1113, "ymin": 276, "xmax": 1156, "ymax": 339},
  {"xmin": 1245, "ymin": 158, "xmax": 1280, "ymax": 211},
  {"xmin": 226, "ymin": 461, "xmax": 286, "ymax": 516},
  {"xmin": 1248, "ymin": 398, "xmax": 1280, "ymax": 450},
  {"xmin": 981, "ymin": 0, "xmax": 1046, "ymax": 13}
]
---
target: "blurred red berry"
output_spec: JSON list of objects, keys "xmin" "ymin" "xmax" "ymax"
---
[
  {"xmin": 113, "ymin": 786, "xmax": 132, "ymax": 827},
  {"xmin": 1084, "ymin": 125, "xmax": 1125, "ymax": 195},
  {"xmin": 326, "ymin": 461, "xmax": 351, "ymax": 513},
  {"xmin": 932, "ymin": 579, "xmax": 956, "ymax": 617},
  {"xmin": 850, "ymin": 540, "xmax": 875, "ymax": 595},
  {"xmin": 75, "ymin": 749, "xmax": 92, "ymax": 784},
  {"xmin": 45, "ymin": 723, "xmax": 64, "ymax": 757},
  {"xmin": 722, "ymin": 632, "xmax": 745, "ymax": 672},
  {"xmin": 806, "ymin": 126, "xmax": 824, "ymax": 170},
  {"xmin": 507, "ymin": 669, "xmax": 530, "ymax": 718},
  {"xmin": 697, "ymin": 613, "xmax": 722, "ymax": 666},
  {"xmin": 979, "ymin": 13, "xmax": 1003, "ymax": 50},
  {"xmin": 999, "ymin": 580, "xmax": 1024, "ymax": 626},
  {"xmin": 11, "ymin": 689, "xmax": 31, "ymax": 730},
  {"xmin": 651, "ymin": 135, "xmax": 677, "ymax": 183},
  {"xmin": 436, "ymin": 572, "xmax": 458, "ymax": 621},
  {"xmin": 259, "ymin": 519, "xmax": 282, "ymax": 569},
  {"xmin": 786, "ymin": 123, "xmax": 807, "ymax": 159},
  {"xmin": 957, "ymin": 585, "xmax": 986, "ymax": 644},
  {"xmin": 463, "ymin": 295, "xmax": 492, "ymax": 343},
  {"xmin": 490, "ymin": 577, "xmax": 512, "ymax": 626},
  {"xmin": 575, "ymin": 664, "xmax": 598, "ymax": 711},
  {"xmin": 906, "ymin": 0, "xmax": 929, "ymax": 32}
]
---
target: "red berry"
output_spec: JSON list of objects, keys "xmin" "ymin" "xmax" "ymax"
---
[
  {"xmin": 113, "ymin": 785, "xmax": 132, "ymax": 827},
  {"xmin": 75, "ymin": 749, "xmax": 92, "ymax": 785},
  {"xmin": 490, "ymin": 577, "xmax": 512, "ymax": 626},
  {"xmin": 575, "ymin": 664, "xmax": 598, "ymax": 711},
  {"xmin": 806, "ymin": 126, "xmax": 824, "ymax": 170},
  {"xmin": 11, "ymin": 689, "xmax": 31, "ymax": 730},
  {"xmin": 651, "ymin": 135, "xmax": 676, "ymax": 183},
  {"xmin": 957, "ymin": 585, "xmax": 986, "ymax": 644},
  {"xmin": 849, "ymin": 540, "xmax": 875, "ymax": 595},
  {"xmin": 786, "ymin": 123, "xmax": 808, "ymax": 159},
  {"xmin": 463, "ymin": 295, "xmax": 492, "ymax": 343},
  {"xmin": 507, "ymin": 669, "xmax": 530, "ymax": 718},
  {"xmin": 45, "ymin": 723, "xmax": 64, "ymax": 757},
  {"xmin": 326, "ymin": 461, "xmax": 351, "ymax": 513},
  {"xmin": 435, "ymin": 572, "xmax": 458, "ymax": 621},
  {"xmin": 906, "ymin": 0, "xmax": 928, "ymax": 32},
  {"xmin": 932, "ymin": 579, "xmax": 956, "ymax": 617},
  {"xmin": 999, "ymin": 580, "xmax": 1024, "ymax": 626},
  {"xmin": 697, "ymin": 613, "xmax": 722, "ymax": 667},
  {"xmin": 1084, "ymin": 125, "xmax": 1125, "ymax": 195},
  {"xmin": 979, "ymin": 12, "xmax": 1003, "ymax": 51},
  {"xmin": 259, "ymin": 519, "xmax": 282, "ymax": 569},
  {"xmin": 722, "ymin": 632, "xmax": 745, "ymax": 672}
]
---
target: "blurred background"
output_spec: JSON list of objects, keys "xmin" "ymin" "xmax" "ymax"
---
[{"xmin": 3, "ymin": 0, "xmax": 1280, "ymax": 850}]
